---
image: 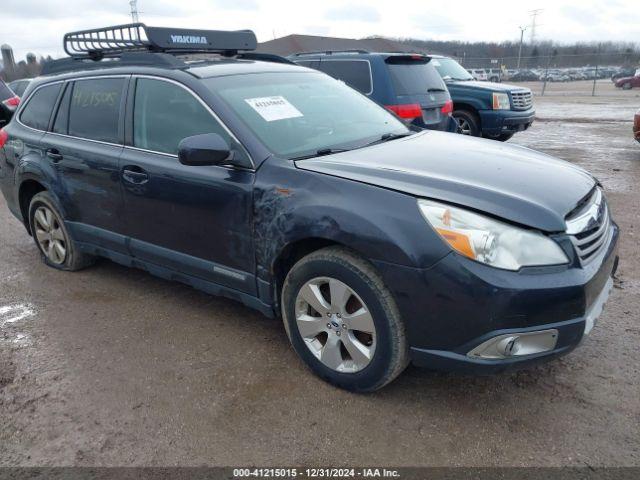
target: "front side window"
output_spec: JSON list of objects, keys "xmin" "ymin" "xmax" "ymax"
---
[
  {"xmin": 133, "ymin": 78, "xmax": 231, "ymax": 155},
  {"xmin": 68, "ymin": 78, "xmax": 124, "ymax": 143},
  {"xmin": 317, "ymin": 60, "xmax": 372, "ymax": 94},
  {"xmin": 204, "ymin": 72, "xmax": 406, "ymax": 159},
  {"xmin": 19, "ymin": 83, "xmax": 62, "ymax": 131}
]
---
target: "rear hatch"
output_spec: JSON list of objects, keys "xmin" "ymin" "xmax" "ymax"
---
[{"xmin": 384, "ymin": 55, "xmax": 452, "ymax": 128}]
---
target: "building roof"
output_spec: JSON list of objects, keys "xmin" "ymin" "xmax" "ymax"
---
[{"xmin": 257, "ymin": 34, "xmax": 428, "ymax": 57}]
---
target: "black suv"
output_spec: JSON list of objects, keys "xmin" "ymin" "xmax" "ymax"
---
[
  {"xmin": 290, "ymin": 51, "xmax": 456, "ymax": 133},
  {"xmin": 0, "ymin": 25, "xmax": 619, "ymax": 392}
]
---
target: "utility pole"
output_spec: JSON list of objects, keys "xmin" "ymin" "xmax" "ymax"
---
[
  {"xmin": 517, "ymin": 26, "xmax": 528, "ymax": 69},
  {"xmin": 529, "ymin": 9, "xmax": 543, "ymax": 44},
  {"xmin": 130, "ymin": 0, "xmax": 140, "ymax": 23}
]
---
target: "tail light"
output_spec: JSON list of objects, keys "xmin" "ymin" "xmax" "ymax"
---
[
  {"xmin": 441, "ymin": 100, "xmax": 453, "ymax": 115},
  {"xmin": 0, "ymin": 129, "xmax": 8, "ymax": 149},
  {"xmin": 2, "ymin": 96, "xmax": 20, "ymax": 109},
  {"xmin": 385, "ymin": 103, "xmax": 422, "ymax": 120}
]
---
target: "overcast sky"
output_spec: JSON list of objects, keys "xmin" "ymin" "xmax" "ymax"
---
[{"xmin": 2, "ymin": 0, "xmax": 638, "ymax": 61}]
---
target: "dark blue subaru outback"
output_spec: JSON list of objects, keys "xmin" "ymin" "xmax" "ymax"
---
[{"xmin": 0, "ymin": 25, "xmax": 619, "ymax": 392}]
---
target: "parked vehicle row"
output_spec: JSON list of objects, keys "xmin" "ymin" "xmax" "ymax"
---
[
  {"xmin": 289, "ymin": 52, "xmax": 535, "ymax": 142},
  {"xmin": 496, "ymin": 65, "xmax": 634, "ymax": 83},
  {"xmin": 0, "ymin": 24, "xmax": 619, "ymax": 392}
]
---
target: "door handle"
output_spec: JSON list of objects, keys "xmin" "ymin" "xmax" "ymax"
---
[
  {"xmin": 122, "ymin": 166, "xmax": 149, "ymax": 185},
  {"xmin": 46, "ymin": 148, "xmax": 63, "ymax": 163}
]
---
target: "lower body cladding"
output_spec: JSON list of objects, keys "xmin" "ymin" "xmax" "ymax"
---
[
  {"xmin": 480, "ymin": 109, "xmax": 536, "ymax": 137},
  {"xmin": 373, "ymin": 224, "xmax": 619, "ymax": 373}
]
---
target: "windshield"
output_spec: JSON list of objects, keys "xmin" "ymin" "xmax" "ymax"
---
[
  {"xmin": 204, "ymin": 72, "xmax": 408, "ymax": 159},
  {"xmin": 431, "ymin": 57, "xmax": 474, "ymax": 81}
]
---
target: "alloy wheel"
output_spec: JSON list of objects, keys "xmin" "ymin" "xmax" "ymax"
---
[
  {"xmin": 33, "ymin": 206, "xmax": 67, "ymax": 265},
  {"xmin": 294, "ymin": 277, "xmax": 376, "ymax": 373},
  {"xmin": 457, "ymin": 118, "xmax": 471, "ymax": 135}
]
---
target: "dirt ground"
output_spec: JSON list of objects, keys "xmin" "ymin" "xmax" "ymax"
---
[{"xmin": 1, "ymin": 81, "xmax": 639, "ymax": 467}]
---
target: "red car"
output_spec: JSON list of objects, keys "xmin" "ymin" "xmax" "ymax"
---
[
  {"xmin": 634, "ymin": 108, "xmax": 640, "ymax": 142},
  {"xmin": 615, "ymin": 70, "xmax": 640, "ymax": 90}
]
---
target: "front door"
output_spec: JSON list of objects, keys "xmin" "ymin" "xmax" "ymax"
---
[{"xmin": 119, "ymin": 77, "xmax": 256, "ymax": 294}]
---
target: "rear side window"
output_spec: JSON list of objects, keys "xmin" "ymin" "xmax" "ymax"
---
[
  {"xmin": 10, "ymin": 81, "xmax": 29, "ymax": 97},
  {"xmin": 19, "ymin": 83, "xmax": 62, "ymax": 131},
  {"xmin": 316, "ymin": 60, "xmax": 372, "ymax": 94},
  {"xmin": 133, "ymin": 78, "xmax": 231, "ymax": 155},
  {"xmin": 387, "ymin": 60, "xmax": 447, "ymax": 95},
  {"xmin": 0, "ymin": 81, "xmax": 15, "ymax": 101},
  {"xmin": 68, "ymin": 78, "xmax": 124, "ymax": 143}
]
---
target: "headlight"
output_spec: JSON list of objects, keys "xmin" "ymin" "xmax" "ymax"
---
[
  {"xmin": 492, "ymin": 92, "xmax": 511, "ymax": 110},
  {"xmin": 418, "ymin": 199, "xmax": 569, "ymax": 271}
]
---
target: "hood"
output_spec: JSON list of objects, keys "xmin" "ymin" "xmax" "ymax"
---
[
  {"xmin": 295, "ymin": 131, "xmax": 596, "ymax": 232},
  {"xmin": 446, "ymin": 80, "xmax": 526, "ymax": 92}
]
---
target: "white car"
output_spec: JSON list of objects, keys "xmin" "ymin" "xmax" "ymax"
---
[{"xmin": 468, "ymin": 69, "xmax": 488, "ymax": 81}]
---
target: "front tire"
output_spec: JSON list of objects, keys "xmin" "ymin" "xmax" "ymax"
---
[
  {"xmin": 622, "ymin": 82, "xmax": 632, "ymax": 90},
  {"xmin": 484, "ymin": 132, "xmax": 515, "ymax": 142},
  {"xmin": 453, "ymin": 109, "xmax": 481, "ymax": 137},
  {"xmin": 28, "ymin": 192, "xmax": 95, "ymax": 271},
  {"xmin": 281, "ymin": 247, "xmax": 408, "ymax": 392}
]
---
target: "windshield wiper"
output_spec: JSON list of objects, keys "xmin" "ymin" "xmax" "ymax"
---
[
  {"xmin": 427, "ymin": 88, "xmax": 447, "ymax": 92},
  {"xmin": 360, "ymin": 132, "xmax": 414, "ymax": 149},
  {"xmin": 290, "ymin": 147, "xmax": 351, "ymax": 161}
]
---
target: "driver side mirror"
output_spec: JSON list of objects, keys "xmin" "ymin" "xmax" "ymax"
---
[{"xmin": 178, "ymin": 133, "xmax": 234, "ymax": 167}]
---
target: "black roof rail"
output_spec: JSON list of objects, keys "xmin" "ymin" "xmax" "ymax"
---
[
  {"xmin": 63, "ymin": 23, "xmax": 257, "ymax": 60},
  {"xmin": 290, "ymin": 49, "xmax": 370, "ymax": 57},
  {"xmin": 42, "ymin": 52, "xmax": 186, "ymax": 75},
  {"xmin": 236, "ymin": 52, "xmax": 295, "ymax": 65}
]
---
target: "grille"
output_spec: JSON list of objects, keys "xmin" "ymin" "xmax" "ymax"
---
[
  {"xmin": 566, "ymin": 189, "xmax": 612, "ymax": 263},
  {"xmin": 511, "ymin": 90, "xmax": 533, "ymax": 110}
]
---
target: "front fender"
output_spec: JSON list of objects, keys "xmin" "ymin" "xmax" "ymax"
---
[{"xmin": 254, "ymin": 158, "xmax": 450, "ymax": 281}]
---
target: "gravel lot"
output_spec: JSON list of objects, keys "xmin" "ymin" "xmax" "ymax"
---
[{"xmin": 1, "ymin": 81, "xmax": 639, "ymax": 467}]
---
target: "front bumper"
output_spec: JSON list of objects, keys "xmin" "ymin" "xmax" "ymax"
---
[
  {"xmin": 373, "ymin": 222, "xmax": 619, "ymax": 374},
  {"xmin": 480, "ymin": 108, "xmax": 536, "ymax": 136}
]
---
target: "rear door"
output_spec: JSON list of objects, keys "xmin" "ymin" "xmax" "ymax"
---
[
  {"xmin": 41, "ymin": 76, "xmax": 128, "ymax": 253},
  {"xmin": 385, "ymin": 56, "xmax": 451, "ymax": 130}
]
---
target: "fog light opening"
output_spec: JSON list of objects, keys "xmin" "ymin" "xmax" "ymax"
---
[{"xmin": 467, "ymin": 329, "xmax": 559, "ymax": 360}]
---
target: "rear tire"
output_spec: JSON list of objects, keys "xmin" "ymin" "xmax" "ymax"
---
[
  {"xmin": 281, "ymin": 247, "xmax": 409, "ymax": 392},
  {"xmin": 453, "ymin": 109, "xmax": 481, "ymax": 137},
  {"xmin": 28, "ymin": 192, "xmax": 95, "ymax": 271}
]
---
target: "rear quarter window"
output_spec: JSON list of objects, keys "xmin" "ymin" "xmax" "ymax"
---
[
  {"xmin": 68, "ymin": 78, "xmax": 124, "ymax": 144},
  {"xmin": 316, "ymin": 60, "xmax": 372, "ymax": 94},
  {"xmin": 19, "ymin": 83, "xmax": 62, "ymax": 131}
]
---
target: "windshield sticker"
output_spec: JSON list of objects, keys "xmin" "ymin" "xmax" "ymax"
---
[{"xmin": 245, "ymin": 96, "xmax": 303, "ymax": 122}]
